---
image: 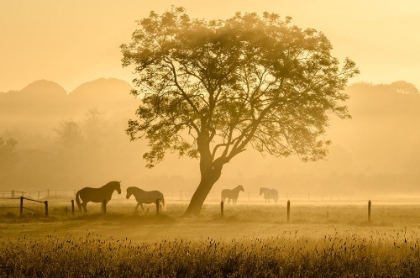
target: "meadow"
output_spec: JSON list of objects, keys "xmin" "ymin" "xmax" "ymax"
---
[{"xmin": 1, "ymin": 200, "xmax": 420, "ymax": 277}]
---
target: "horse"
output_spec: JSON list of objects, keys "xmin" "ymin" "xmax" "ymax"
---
[
  {"xmin": 260, "ymin": 187, "xmax": 278, "ymax": 203},
  {"xmin": 75, "ymin": 181, "xmax": 121, "ymax": 212},
  {"xmin": 126, "ymin": 186, "xmax": 165, "ymax": 212},
  {"xmin": 221, "ymin": 185, "xmax": 244, "ymax": 204}
]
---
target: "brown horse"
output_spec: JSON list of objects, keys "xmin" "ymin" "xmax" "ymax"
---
[
  {"xmin": 260, "ymin": 187, "xmax": 278, "ymax": 203},
  {"xmin": 221, "ymin": 185, "xmax": 244, "ymax": 204},
  {"xmin": 75, "ymin": 181, "xmax": 121, "ymax": 212}
]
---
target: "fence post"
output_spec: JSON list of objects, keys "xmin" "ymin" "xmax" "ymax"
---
[
  {"xmin": 368, "ymin": 200, "xmax": 371, "ymax": 222},
  {"xmin": 102, "ymin": 200, "xmax": 107, "ymax": 214},
  {"xmin": 287, "ymin": 200, "xmax": 290, "ymax": 222},
  {"xmin": 12, "ymin": 190, "xmax": 15, "ymax": 198},
  {"xmin": 20, "ymin": 196, "xmax": 23, "ymax": 217},
  {"xmin": 156, "ymin": 199, "xmax": 160, "ymax": 215},
  {"xmin": 71, "ymin": 200, "xmax": 75, "ymax": 215},
  {"xmin": 221, "ymin": 201, "xmax": 224, "ymax": 218},
  {"xmin": 44, "ymin": 201, "xmax": 48, "ymax": 217},
  {"xmin": 47, "ymin": 189, "xmax": 50, "ymax": 198}
]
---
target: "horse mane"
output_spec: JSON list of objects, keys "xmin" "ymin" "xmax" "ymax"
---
[
  {"xmin": 102, "ymin": 181, "xmax": 120, "ymax": 189},
  {"xmin": 127, "ymin": 186, "xmax": 143, "ymax": 192}
]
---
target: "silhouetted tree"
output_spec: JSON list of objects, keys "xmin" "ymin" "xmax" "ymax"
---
[
  {"xmin": 0, "ymin": 137, "xmax": 18, "ymax": 179},
  {"xmin": 390, "ymin": 81, "xmax": 419, "ymax": 95},
  {"xmin": 55, "ymin": 120, "xmax": 84, "ymax": 151},
  {"xmin": 121, "ymin": 8, "xmax": 359, "ymax": 215},
  {"xmin": 84, "ymin": 108, "xmax": 108, "ymax": 151}
]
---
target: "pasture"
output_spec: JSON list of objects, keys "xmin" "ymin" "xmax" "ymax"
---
[{"xmin": 1, "ymin": 200, "xmax": 420, "ymax": 277}]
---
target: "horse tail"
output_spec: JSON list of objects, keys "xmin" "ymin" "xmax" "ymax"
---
[
  {"xmin": 161, "ymin": 193, "xmax": 165, "ymax": 210},
  {"xmin": 75, "ymin": 190, "xmax": 82, "ymax": 211}
]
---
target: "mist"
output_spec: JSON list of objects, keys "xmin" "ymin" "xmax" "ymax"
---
[{"xmin": 1, "ymin": 79, "xmax": 419, "ymax": 201}]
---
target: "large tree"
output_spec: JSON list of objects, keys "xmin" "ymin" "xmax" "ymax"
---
[{"xmin": 121, "ymin": 8, "xmax": 359, "ymax": 215}]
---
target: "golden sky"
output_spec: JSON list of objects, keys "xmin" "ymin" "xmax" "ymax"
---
[{"xmin": 1, "ymin": 0, "xmax": 419, "ymax": 93}]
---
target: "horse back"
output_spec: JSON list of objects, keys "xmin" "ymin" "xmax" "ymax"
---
[
  {"xmin": 136, "ymin": 190, "xmax": 163, "ymax": 204},
  {"xmin": 79, "ymin": 187, "xmax": 113, "ymax": 203}
]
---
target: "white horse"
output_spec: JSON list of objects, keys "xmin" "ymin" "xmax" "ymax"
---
[
  {"xmin": 221, "ymin": 185, "xmax": 244, "ymax": 204},
  {"xmin": 260, "ymin": 187, "xmax": 278, "ymax": 203},
  {"xmin": 126, "ymin": 186, "xmax": 165, "ymax": 212}
]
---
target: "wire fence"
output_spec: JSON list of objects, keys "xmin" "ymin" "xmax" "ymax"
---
[
  {"xmin": 2, "ymin": 189, "xmax": 420, "ymax": 204},
  {"xmin": 2, "ymin": 188, "xmax": 420, "ymax": 221}
]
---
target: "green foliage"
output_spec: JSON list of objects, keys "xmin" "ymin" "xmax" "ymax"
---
[{"xmin": 121, "ymin": 7, "xmax": 359, "ymax": 168}]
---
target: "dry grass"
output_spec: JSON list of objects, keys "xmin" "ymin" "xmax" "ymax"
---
[{"xmin": 1, "ymin": 201, "xmax": 420, "ymax": 277}]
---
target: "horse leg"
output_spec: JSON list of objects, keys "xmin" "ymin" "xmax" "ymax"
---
[
  {"xmin": 134, "ymin": 203, "xmax": 139, "ymax": 211},
  {"xmin": 139, "ymin": 203, "xmax": 144, "ymax": 212},
  {"xmin": 82, "ymin": 202, "xmax": 87, "ymax": 213}
]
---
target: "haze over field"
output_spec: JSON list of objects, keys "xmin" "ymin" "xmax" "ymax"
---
[
  {"xmin": 1, "ymin": 1, "xmax": 419, "ymax": 201},
  {"xmin": 1, "ymin": 79, "xmax": 419, "ymax": 200}
]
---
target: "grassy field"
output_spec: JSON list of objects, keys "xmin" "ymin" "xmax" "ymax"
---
[{"xmin": 1, "ymin": 200, "xmax": 420, "ymax": 277}]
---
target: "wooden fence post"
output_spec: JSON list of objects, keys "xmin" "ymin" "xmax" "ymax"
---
[
  {"xmin": 287, "ymin": 200, "xmax": 290, "ymax": 222},
  {"xmin": 11, "ymin": 190, "xmax": 15, "ymax": 198},
  {"xmin": 156, "ymin": 199, "xmax": 160, "ymax": 215},
  {"xmin": 71, "ymin": 200, "xmax": 75, "ymax": 216},
  {"xmin": 20, "ymin": 196, "xmax": 23, "ymax": 217},
  {"xmin": 102, "ymin": 200, "xmax": 107, "ymax": 214},
  {"xmin": 221, "ymin": 201, "xmax": 224, "ymax": 218},
  {"xmin": 44, "ymin": 201, "xmax": 48, "ymax": 217},
  {"xmin": 368, "ymin": 200, "xmax": 371, "ymax": 222}
]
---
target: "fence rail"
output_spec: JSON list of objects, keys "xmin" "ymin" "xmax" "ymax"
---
[
  {"xmin": 0, "ymin": 191, "xmax": 416, "ymax": 222},
  {"xmin": 2, "ymin": 189, "xmax": 420, "ymax": 204}
]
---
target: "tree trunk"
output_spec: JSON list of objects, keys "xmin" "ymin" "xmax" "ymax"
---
[{"xmin": 184, "ymin": 164, "xmax": 223, "ymax": 215}]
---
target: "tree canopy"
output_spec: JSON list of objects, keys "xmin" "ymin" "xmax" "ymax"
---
[
  {"xmin": 0, "ymin": 137, "xmax": 18, "ymax": 179},
  {"xmin": 121, "ymin": 8, "xmax": 359, "ymax": 214}
]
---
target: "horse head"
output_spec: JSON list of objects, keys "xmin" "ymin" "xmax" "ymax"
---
[
  {"xmin": 126, "ymin": 187, "xmax": 133, "ymax": 199},
  {"xmin": 238, "ymin": 185, "xmax": 245, "ymax": 192},
  {"xmin": 115, "ymin": 181, "xmax": 122, "ymax": 194},
  {"xmin": 259, "ymin": 187, "xmax": 264, "ymax": 195}
]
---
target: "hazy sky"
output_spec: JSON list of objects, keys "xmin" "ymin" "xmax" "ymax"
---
[{"xmin": 1, "ymin": 0, "xmax": 419, "ymax": 93}]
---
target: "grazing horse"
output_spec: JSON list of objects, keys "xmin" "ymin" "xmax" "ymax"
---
[
  {"xmin": 260, "ymin": 187, "xmax": 278, "ymax": 203},
  {"xmin": 75, "ymin": 181, "xmax": 121, "ymax": 212},
  {"xmin": 221, "ymin": 185, "xmax": 245, "ymax": 204},
  {"xmin": 126, "ymin": 186, "xmax": 165, "ymax": 212}
]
